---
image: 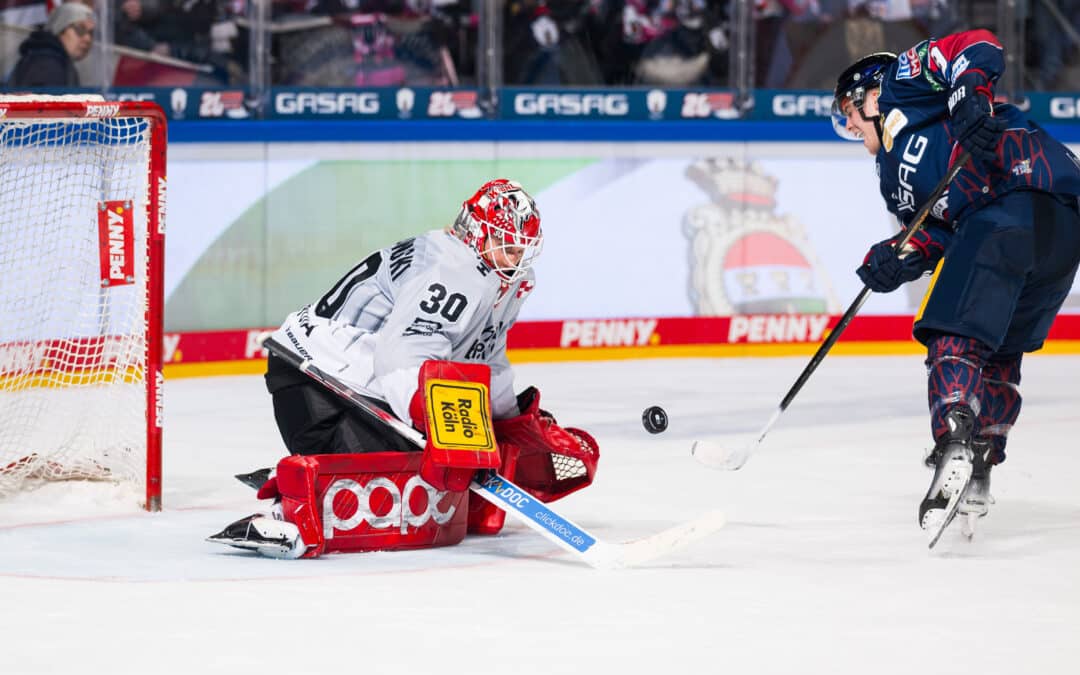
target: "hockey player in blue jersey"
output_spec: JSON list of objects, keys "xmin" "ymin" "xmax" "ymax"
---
[{"xmin": 831, "ymin": 29, "xmax": 1080, "ymax": 542}]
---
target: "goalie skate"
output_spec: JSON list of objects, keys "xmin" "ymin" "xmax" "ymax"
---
[
  {"xmin": 234, "ymin": 467, "xmax": 272, "ymax": 491},
  {"xmin": 206, "ymin": 514, "xmax": 307, "ymax": 560}
]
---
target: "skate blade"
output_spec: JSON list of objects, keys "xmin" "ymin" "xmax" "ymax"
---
[
  {"xmin": 235, "ymin": 467, "xmax": 272, "ymax": 491},
  {"xmin": 927, "ymin": 479, "xmax": 972, "ymax": 549},
  {"xmin": 206, "ymin": 532, "xmax": 300, "ymax": 559}
]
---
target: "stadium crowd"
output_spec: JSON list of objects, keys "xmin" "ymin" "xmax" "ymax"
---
[{"xmin": 0, "ymin": 0, "xmax": 1077, "ymax": 92}]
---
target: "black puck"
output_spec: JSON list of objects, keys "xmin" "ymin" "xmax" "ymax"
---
[{"xmin": 642, "ymin": 406, "xmax": 668, "ymax": 434}]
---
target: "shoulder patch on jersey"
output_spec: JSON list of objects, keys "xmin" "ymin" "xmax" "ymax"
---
[
  {"xmin": 403, "ymin": 317, "xmax": 443, "ymax": 337},
  {"xmin": 948, "ymin": 54, "xmax": 971, "ymax": 85},
  {"xmin": 881, "ymin": 108, "xmax": 908, "ymax": 153},
  {"xmin": 895, "ymin": 47, "xmax": 922, "ymax": 80}
]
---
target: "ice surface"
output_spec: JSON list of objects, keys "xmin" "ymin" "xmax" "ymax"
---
[{"xmin": 2, "ymin": 355, "xmax": 1079, "ymax": 674}]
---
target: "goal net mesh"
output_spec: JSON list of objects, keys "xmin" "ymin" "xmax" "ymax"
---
[{"xmin": 0, "ymin": 115, "xmax": 153, "ymax": 499}]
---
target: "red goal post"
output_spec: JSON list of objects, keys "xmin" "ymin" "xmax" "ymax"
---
[{"xmin": 0, "ymin": 96, "xmax": 166, "ymax": 511}]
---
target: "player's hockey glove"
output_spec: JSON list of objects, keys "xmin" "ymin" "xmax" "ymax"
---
[
  {"xmin": 856, "ymin": 225, "xmax": 952, "ymax": 293},
  {"xmin": 947, "ymin": 71, "xmax": 1006, "ymax": 164}
]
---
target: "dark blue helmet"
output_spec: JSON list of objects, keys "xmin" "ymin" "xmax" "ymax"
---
[{"xmin": 831, "ymin": 52, "xmax": 897, "ymax": 141}]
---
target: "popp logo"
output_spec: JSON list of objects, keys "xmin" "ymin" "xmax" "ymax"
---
[{"xmin": 322, "ymin": 476, "xmax": 456, "ymax": 538}]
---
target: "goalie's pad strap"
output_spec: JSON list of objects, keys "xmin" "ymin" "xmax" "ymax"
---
[{"xmin": 273, "ymin": 452, "xmax": 469, "ymax": 557}]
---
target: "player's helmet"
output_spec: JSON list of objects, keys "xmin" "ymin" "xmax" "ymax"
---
[
  {"xmin": 451, "ymin": 179, "xmax": 543, "ymax": 283},
  {"xmin": 831, "ymin": 52, "xmax": 896, "ymax": 141}
]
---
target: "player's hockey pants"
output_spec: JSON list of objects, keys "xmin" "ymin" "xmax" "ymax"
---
[
  {"xmin": 265, "ymin": 354, "xmax": 416, "ymax": 455},
  {"xmin": 914, "ymin": 190, "xmax": 1080, "ymax": 353}
]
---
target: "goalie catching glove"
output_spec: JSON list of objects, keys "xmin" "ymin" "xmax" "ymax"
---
[{"xmin": 493, "ymin": 387, "xmax": 599, "ymax": 503}]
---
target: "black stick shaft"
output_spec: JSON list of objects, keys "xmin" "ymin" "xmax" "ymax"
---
[{"xmin": 776, "ymin": 151, "xmax": 971, "ymax": 414}]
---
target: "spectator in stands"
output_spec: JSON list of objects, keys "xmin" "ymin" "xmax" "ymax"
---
[
  {"xmin": 113, "ymin": 0, "xmax": 218, "ymax": 64},
  {"xmin": 595, "ymin": 0, "xmax": 667, "ymax": 85},
  {"xmin": 8, "ymin": 2, "xmax": 96, "ymax": 88},
  {"xmin": 634, "ymin": 0, "xmax": 728, "ymax": 86},
  {"xmin": 1031, "ymin": 0, "xmax": 1080, "ymax": 90},
  {"xmin": 115, "ymin": 0, "xmax": 173, "ymax": 57},
  {"xmin": 503, "ymin": 0, "xmax": 604, "ymax": 85},
  {"xmin": 112, "ymin": 0, "xmax": 242, "ymax": 85}
]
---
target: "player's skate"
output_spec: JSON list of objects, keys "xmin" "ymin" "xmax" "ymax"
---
[
  {"xmin": 919, "ymin": 406, "xmax": 976, "ymax": 548},
  {"xmin": 959, "ymin": 441, "xmax": 994, "ymax": 539},
  {"xmin": 206, "ymin": 512, "xmax": 307, "ymax": 559}
]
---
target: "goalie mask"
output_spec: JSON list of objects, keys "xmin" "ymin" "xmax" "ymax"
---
[
  {"xmin": 831, "ymin": 52, "xmax": 896, "ymax": 142},
  {"xmin": 452, "ymin": 179, "xmax": 543, "ymax": 283}
]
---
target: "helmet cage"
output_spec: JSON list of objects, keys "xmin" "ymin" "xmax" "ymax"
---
[
  {"xmin": 452, "ymin": 179, "xmax": 543, "ymax": 283},
  {"xmin": 831, "ymin": 52, "xmax": 896, "ymax": 141}
]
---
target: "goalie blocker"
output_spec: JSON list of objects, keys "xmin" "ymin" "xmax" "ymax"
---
[{"xmin": 210, "ymin": 359, "xmax": 599, "ymax": 558}]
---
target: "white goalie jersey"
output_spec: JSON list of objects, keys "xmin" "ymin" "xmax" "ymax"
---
[{"xmin": 270, "ymin": 229, "xmax": 533, "ymax": 423}]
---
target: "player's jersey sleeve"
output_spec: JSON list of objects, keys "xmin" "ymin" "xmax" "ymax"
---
[
  {"xmin": 926, "ymin": 30, "xmax": 1004, "ymax": 88},
  {"xmin": 880, "ymin": 30, "xmax": 1004, "ymax": 134}
]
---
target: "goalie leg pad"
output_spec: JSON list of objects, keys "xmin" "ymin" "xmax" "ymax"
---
[
  {"xmin": 466, "ymin": 444, "xmax": 519, "ymax": 535},
  {"xmin": 275, "ymin": 452, "xmax": 469, "ymax": 556}
]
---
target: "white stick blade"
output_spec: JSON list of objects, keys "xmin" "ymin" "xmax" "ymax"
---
[
  {"xmin": 609, "ymin": 510, "xmax": 726, "ymax": 569},
  {"xmin": 691, "ymin": 440, "xmax": 750, "ymax": 471}
]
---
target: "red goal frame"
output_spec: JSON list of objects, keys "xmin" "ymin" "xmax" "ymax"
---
[{"xmin": 0, "ymin": 100, "xmax": 167, "ymax": 511}]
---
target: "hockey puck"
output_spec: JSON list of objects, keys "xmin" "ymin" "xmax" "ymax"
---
[{"xmin": 642, "ymin": 406, "xmax": 668, "ymax": 434}]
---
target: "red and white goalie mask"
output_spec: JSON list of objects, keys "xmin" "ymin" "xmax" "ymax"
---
[{"xmin": 452, "ymin": 179, "xmax": 543, "ymax": 283}]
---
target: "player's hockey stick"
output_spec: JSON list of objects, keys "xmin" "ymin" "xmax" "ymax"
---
[
  {"xmin": 263, "ymin": 336, "xmax": 724, "ymax": 569},
  {"xmin": 693, "ymin": 150, "xmax": 973, "ymax": 471}
]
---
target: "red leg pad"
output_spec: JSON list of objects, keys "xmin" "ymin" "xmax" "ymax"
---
[{"xmin": 273, "ymin": 452, "xmax": 469, "ymax": 557}]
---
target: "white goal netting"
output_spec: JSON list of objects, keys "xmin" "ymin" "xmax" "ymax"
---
[{"xmin": 0, "ymin": 103, "xmax": 163, "ymax": 508}]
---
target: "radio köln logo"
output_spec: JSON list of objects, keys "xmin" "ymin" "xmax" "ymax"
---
[{"xmin": 98, "ymin": 200, "xmax": 135, "ymax": 288}]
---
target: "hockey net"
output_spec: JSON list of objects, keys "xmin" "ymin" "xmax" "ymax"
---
[{"xmin": 0, "ymin": 96, "xmax": 166, "ymax": 511}]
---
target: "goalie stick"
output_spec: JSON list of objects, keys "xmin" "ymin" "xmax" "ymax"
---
[
  {"xmin": 262, "ymin": 336, "xmax": 725, "ymax": 569},
  {"xmin": 693, "ymin": 150, "xmax": 973, "ymax": 471}
]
